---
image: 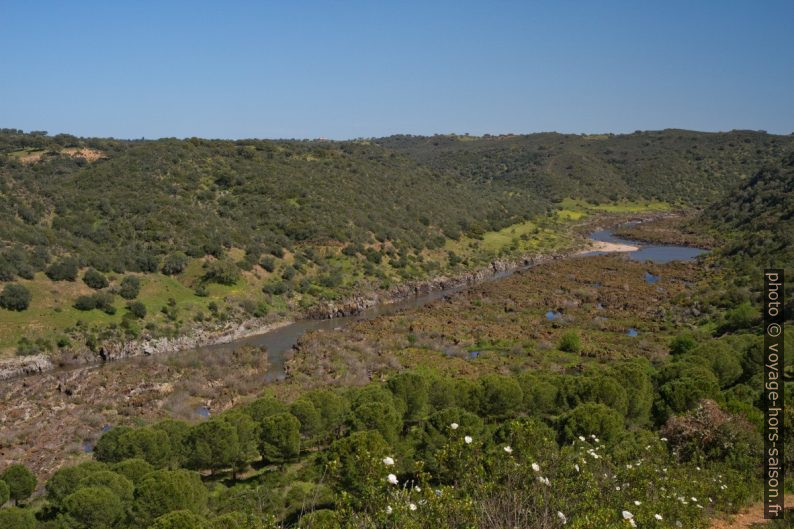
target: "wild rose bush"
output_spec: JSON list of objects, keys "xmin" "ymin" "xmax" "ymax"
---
[{"xmin": 314, "ymin": 418, "xmax": 753, "ymax": 529}]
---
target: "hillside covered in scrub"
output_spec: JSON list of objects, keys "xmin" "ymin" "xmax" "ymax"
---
[
  {"xmin": 701, "ymin": 151, "xmax": 794, "ymax": 273},
  {"xmin": 1, "ymin": 128, "xmax": 792, "ymax": 280}
]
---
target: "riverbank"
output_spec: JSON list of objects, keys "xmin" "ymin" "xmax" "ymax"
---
[
  {"xmin": 579, "ymin": 240, "xmax": 639, "ymax": 253},
  {"xmin": 0, "ymin": 247, "xmax": 576, "ymax": 381},
  {"xmin": 0, "ymin": 211, "xmax": 681, "ymax": 382}
]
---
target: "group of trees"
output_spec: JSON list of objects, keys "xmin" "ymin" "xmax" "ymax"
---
[{"xmin": 0, "ymin": 326, "xmax": 775, "ymax": 527}]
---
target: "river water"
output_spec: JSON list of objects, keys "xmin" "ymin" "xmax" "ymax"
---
[{"xmin": 194, "ymin": 227, "xmax": 706, "ymax": 382}]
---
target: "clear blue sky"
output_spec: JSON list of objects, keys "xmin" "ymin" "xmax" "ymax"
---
[{"xmin": 1, "ymin": 1, "xmax": 792, "ymax": 139}]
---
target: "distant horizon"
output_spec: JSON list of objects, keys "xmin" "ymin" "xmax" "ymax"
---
[
  {"xmin": 7, "ymin": 126, "xmax": 793, "ymax": 143},
  {"xmin": 2, "ymin": 1, "xmax": 792, "ymax": 139}
]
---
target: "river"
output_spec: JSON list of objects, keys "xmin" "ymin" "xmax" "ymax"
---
[{"xmin": 194, "ymin": 227, "xmax": 707, "ymax": 382}]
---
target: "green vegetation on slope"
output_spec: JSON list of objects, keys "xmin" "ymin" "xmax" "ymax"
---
[
  {"xmin": 378, "ymin": 130, "xmax": 793, "ymax": 206},
  {"xmin": 701, "ymin": 151, "xmax": 794, "ymax": 272}
]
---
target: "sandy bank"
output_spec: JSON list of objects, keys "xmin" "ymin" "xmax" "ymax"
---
[{"xmin": 581, "ymin": 240, "xmax": 640, "ymax": 253}]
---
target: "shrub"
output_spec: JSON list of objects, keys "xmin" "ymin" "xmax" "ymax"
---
[
  {"xmin": 721, "ymin": 301, "xmax": 758, "ymax": 332},
  {"xmin": 119, "ymin": 275, "xmax": 141, "ymax": 299},
  {"xmin": 0, "ymin": 507, "xmax": 37, "ymax": 529},
  {"xmin": 260, "ymin": 257, "xmax": 276, "ymax": 272},
  {"xmin": 669, "ymin": 334, "xmax": 697, "ymax": 355},
  {"xmin": 111, "ymin": 458, "xmax": 154, "ymax": 485},
  {"xmin": 558, "ymin": 331, "xmax": 581, "ymax": 353},
  {"xmin": 203, "ymin": 259, "xmax": 240, "ymax": 285},
  {"xmin": 46, "ymin": 257, "xmax": 79, "ymax": 281},
  {"xmin": 325, "ymin": 430, "xmax": 389, "ymax": 499},
  {"xmin": 387, "ymin": 372, "xmax": 429, "ymax": 421},
  {"xmin": 16, "ymin": 337, "xmax": 49, "ymax": 356},
  {"xmin": 74, "ymin": 295, "xmax": 97, "ymax": 311},
  {"xmin": 149, "ymin": 510, "xmax": 209, "ymax": 529},
  {"xmin": 127, "ymin": 301, "xmax": 147, "ymax": 319},
  {"xmin": 133, "ymin": 469, "xmax": 208, "ymax": 526},
  {"xmin": 45, "ymin": 461, "xmax": 109, "ymax": 508},
  {"xmin": 516, "ymin": 373, "xmax": 559, "ymax": 415},
  {"xmin": 63, "ymin": 485, "xmax": 125, "ymax": 528},
  {"xmin": 349, "ymin": 401, "xmax": 402, "ymax": 444},
  {"xmin": 478, "ymin": 374, "xmax": 523, "ymax": 418},
  {"xmin": 74, "ymin": 292, "xmax": 115, "ymax": 314},
  {"xmin": 83, "ymin": 268, "xmax": 109, "ymax": 289},
  {"xmin": 661, "ymin": 400, "xmax": 762, "ymax": 473},
  {"xmin": 559, "ymin": 402, "xmax": 624, "ymax": 443},
  {"xmin": 161, "ymin": 253, "xmax": 189, "ymax": 275},
  {"xmin": 0, "ymin": 478, "xmax": 9, "ymax": 506},
  {"xmin": 0, "ymin": 283, "xmax": 31, "ymax": 311}
]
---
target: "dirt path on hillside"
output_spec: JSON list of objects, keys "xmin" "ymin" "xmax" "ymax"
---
[{"xmin": 709, "ymin": 496, "xmax": 792, "ymax": 528}]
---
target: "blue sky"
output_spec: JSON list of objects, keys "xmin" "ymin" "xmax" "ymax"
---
[{"xmin": 1, "ymin": 1, "xmax": 792, "ymax": 139}]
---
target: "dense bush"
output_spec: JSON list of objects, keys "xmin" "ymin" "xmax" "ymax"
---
[
  {"xmin": 74, "ymin": 291, "xmax": 116, "ymax": 314},
  {"xmin": 127, "ymin": 301, "xmax": 147, "ymax": 319},
  {"xmin": 83, "ymin": 267, "xmax": 109, "ymax": 289},
  {"xmin": 119, "ymin": 275, "xmax": 141, "ymax": 300},
  {"xmin": 558, "ymin": 330, "xmax": 581, "ymax": 353},
  {"xmin": 558, "ymin": 402, "xmax": 625, "ymax": 443},
  {"xmin": 203, "ymin": 259, "xmax": 241, "ymax": 285},
  {"xmin": 161, "ymin": 253, "xmax": 189, "ymax": 275},
  {"xmin": 0, "ymin": 478, "xmax": 9, "ymax": 506},
  {"xmin": 0, "ymin": 283, "xmax": 31, "ymax": 311},
  {"xmin": 45, "ymin": 257, "xmax": 79, "ymax": 281}
]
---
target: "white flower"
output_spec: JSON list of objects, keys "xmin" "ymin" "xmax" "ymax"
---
[
  {"xmin": 503, "ymin": 445, "xmax": 513, "ymax": 454},
  {"xmin": 622, "ymin": 510, "xmax": 634, "ymax": 520},
  {"xmin": 691, "ymin": 497, "xmax": 697, "ymax": 502},
  {"xmin": 629, "ymin": 520, "xmax": 636, "ymax": 528},
  {"xmin": 386, "ymin": 506, "xmax": 393, "ymax": 514},
  {"xmin": 387, "ymin": 474, "xmax": 398, "ymax": 485},
  {"xmin": 409, "ymin": 503, "xmax": 417, "ymax": 511},
  {"xmin": 557, "ymin": 511, "xmax": 567, "ymax": 525},
  {"xmin": 464, "ymin": 435, "xmax": 472, "ymax": 444},
  {"xmin": 450, "ymin": 422, "xmax": 459, "ymax": 430},
  {"xmin": 660, "ymin": 437, "xmax": 668, "ymax": 442},
  {"xmin": 615, "ymin": 486, "xmax": 621, "ymax": 491},
  {"xmin": 633, "ymin": 500, "xmax": 641, "ymax": 506},
  {"xmin": 574, "ymin": 464, "xmax": 580, "ymax": 472},
  {"xmin": 414, "ymin": 486, "xmax": 421, "ymax": 492},
  {"xmin": 594, "ymin": 437, "xmax": 600, "ymax": 443},
  {"xmin": 531, "ymin": 462, "xmax": 540, "ymax": 472},
  {"xmin": 578, "ymin": 435, "xmax": 586, "ymax": 442},
  {"xmin": 590, "ymin": 434, "xmax": 596, "ymax": 439},
  {"xmin": 383, "ymin": 456, "xmax": 395, "ymax": 466},
  {"xmin": 654, "ymin": 514, "xmax": 663, "ymax": 520}
]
